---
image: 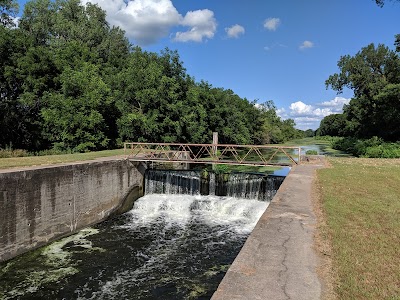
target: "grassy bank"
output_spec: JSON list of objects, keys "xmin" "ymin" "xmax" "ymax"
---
[
  {"xmin": 0, "ymin": 149, "xmax": 125, "ymax": 170},
  {"xmin": 317, "ymin": 157, "xmax": 400, "ymax": 299}
]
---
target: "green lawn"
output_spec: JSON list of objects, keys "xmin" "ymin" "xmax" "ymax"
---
[
  {"xmin": 317, "ymin": 157, "xmax": 400, "ymax": 299},
  {"xmin": 0, "ymin": 149, "xmax": 125, "ymax": 170}
]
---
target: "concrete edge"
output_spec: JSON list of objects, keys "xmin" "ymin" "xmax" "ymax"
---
[{"xmin": 212, "ymin": 159, "xmax": 327, "ymax": 300}]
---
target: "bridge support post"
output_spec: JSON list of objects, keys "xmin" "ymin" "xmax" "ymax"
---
[{"xmin": 212, "ymin": 132, "xmax": 218, "ymax": 171}]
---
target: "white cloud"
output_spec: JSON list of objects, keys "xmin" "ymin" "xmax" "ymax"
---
[
  {"xmin": 289, "ymin": 101, "xmax": 313, "ymax": 115},
  {"xmin": 225, "ymin": 24, "xmax": 245, "ymax": 39},
  {"xmin": 264, "ymin": 17, "xmax": 280, "ymax": 31},
  {"xmin": 80, "ymin": 0, "xmax": 216, "ymax": 45},
  {"xmin": 279, "ymin": 97, "xmax": 351, "ymax": 130},
  {"xmin": 276, "ymin": 107, "xmax": 286, "ymax": 116},
  {"xmin": 174, "ymin": 9, "xmax": 217, "ymax": 42},
  {"xmin": 320, "ymin": 96, "xmax": 350, "ymax": 108},
  {"xmin": 11, "ymin": 16, "xmax": 20, "ymax": 27},
  {"xmin": 299, "ymin": 40, "xmax": 314, "ymax": 50}
]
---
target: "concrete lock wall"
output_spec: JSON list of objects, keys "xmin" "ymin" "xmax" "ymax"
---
[{"xmin": 0, "ymin": 159, "xmax": 144, "ymax": 262}]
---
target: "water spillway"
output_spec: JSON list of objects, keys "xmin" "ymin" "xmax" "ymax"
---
[
  {"xmin": 145, "ymin": 169, "xmax": 285, "ymax": 201},
  {"xmin": 0, "ymin": 169, "xmax": 286, "ymax": 299}
]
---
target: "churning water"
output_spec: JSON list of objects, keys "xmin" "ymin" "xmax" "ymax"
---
[{"xmin": 0, "ymin": 170, "xmax": 285, "ymax": 300}]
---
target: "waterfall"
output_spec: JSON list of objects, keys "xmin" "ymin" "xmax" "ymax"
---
[
  {"xmin": 145, "ymin": 170, "xmax": 200, "ymax": 195},
  {"xmin": 227, "ymin": 173, "xmax": 263, "ymax": 200},
  {"xmin": 145, "ymin": 169, "xmax": 285, "ymax": 201}
]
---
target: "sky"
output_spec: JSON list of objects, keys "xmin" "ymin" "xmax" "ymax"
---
[{"xmin": 16, "ymin": 0, "xmax": 400, "ymax": 130}]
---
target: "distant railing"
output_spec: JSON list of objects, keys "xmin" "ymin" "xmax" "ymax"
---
[{"xmin": 124, "ymin": 142, "xmax": 301, "ymax": 167}]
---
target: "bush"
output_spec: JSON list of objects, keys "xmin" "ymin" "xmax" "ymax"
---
[
  {"xmin": 363, "ymin": 144, "xmax": 400, "ymax": 158},
  {"xmin": 306, "ymin": 150, "xmax": 318, "ymax": 155},
  {"xmin": 0, "ymin": 148, "xmax": 29, "ymax": 158},
  {"xmin": 213, "ymin": 164, "xmax": 230, "ymax": 174},
  {"xmin": 331, "ymin": 136, "xmax": 400, "ymax": 158},
  {"xmin": 33, "ymin": 148, "xmax": 73, "ymax": 156}
]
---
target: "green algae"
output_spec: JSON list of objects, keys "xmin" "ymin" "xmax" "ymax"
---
[
  {"xmin": 187, "ymin": 283, "xmax": 207, "ymax": 299},
  {"xmin": 0, "ymin": 227, "xmax": 102, "ymax": 299},
  {"xmin": 204, "ymin": 264, "xmax": 231, "ymax": 278}
]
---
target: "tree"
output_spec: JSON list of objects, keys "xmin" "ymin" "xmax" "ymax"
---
[
  {"xmin": 253, "ymin": 100, "xmax": 302, "ymax": 144},
  {"xmin": 0, "ymin": 0, "xmax": 18, "ymax": 27},
  {"xmin": 304, "ymin": 129, "xmax": 315, "ymax": 137},
  {"xmin": 374, "ymin": 0, "xmax": 400, "ymax": 7},
  {"xmin": 1, "ymin": 0, "xmax": 302, "ymax": 152},
  {"xmin": 41, "ymin": 63, "xmax": 112, "ymax": 151},
  {"xmin": 326, "ymin": 42, "xmax": 400, "ymax": 140},
  {"xmin": 318, "ymin": 114, "xmax": 347, "ymax": 136},
  {"xmin": 326, "ymin": 43, "xmax": 400, "ymax": 99}
]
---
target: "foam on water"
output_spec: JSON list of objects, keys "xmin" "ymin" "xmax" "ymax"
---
[
  {"xmin": 72, "ymin": 193, "xmax": 269, "ymax": 299},
  {"xmin": 0, "ymin": 228, "xmax": 101, "ymax": 300},
  {"xmin": 124, "ymin": 194, "xmax": 268, "ymax": 234}
]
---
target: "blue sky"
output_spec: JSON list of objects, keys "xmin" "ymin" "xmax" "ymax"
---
[{"xmin": 16, "ymin": 0, "xmax": 400, "ymax": 129}]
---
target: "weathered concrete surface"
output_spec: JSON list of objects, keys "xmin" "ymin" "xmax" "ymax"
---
[
  {"xmin": 0, "ymin": 157, "xmax": 143, "ymax": 262},
  {"xmin": 212, "ymin": 161, "xmax": 325, "ymax": 300}
]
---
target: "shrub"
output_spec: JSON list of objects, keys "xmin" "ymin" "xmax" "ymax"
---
[
  {"xmin": 0, "ymin": 148, "xmax": 29, "ymax": 158},
  {"xmin": 213, "ymin": 164, "xmax": 230, "ymax": 174},
  {"xmin": 306, "ymin": 150, "xmax": 318, "ymax": 155},
  {"xmin": 331, "ymin": 136, "xmax": 400, "ymax": 158},
  {"xmin": 363, "ymin": 144, "xmax": 400, "ymax": 158}
]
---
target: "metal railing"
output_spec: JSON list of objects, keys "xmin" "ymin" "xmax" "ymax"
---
[{"xmin": 124, "ymin": 142, "xmax": 301, "ymax": 167}]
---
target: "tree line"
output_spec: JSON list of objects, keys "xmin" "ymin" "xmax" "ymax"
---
[{"xmin": 0, "ymin": 0, "xmax": 303, "ymax": 153}]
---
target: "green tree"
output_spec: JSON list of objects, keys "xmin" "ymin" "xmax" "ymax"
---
[
  {"xmin": 318, "ymin": 114, "xmax": 347, "ymax": 136},
  {"xmin": 326, "ymin": 42, "xmax": 400, "ymax": 140},
  {"xmin": 3, "ymin": 0, "xmax": 130, "ymax": 150},
  {"xmin": 253, "ymin": 100, "xmax": 301, "ymax": 144},
  {"xmin": 1, "ymin": 0, "xmax": 301, "ymax": 152},
  {"xmin": 0, "ymin": 0, "xmax": 18, "ymax": 27},
  {"xmin": 304, "ymin": 129, "xmax": 315, "ymax": 137},
  {"xmin": 374, "ymin": 0, "xmax": 400, "ymax": 7},
  {"xmin": 41, "ymin": 63, "xmax": 111, "ymax": 152}
]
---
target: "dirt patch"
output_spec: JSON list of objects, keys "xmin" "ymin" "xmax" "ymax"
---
[{"xmin": 312, "ymin": 167, "xmax": 337, "ymax": 300}]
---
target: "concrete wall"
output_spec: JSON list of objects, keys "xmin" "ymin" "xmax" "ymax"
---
[{"xmin": 0, "ymin": 158, "xmax": 143, "ymax": 262}]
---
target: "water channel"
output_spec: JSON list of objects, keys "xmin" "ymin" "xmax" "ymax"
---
[{"xmin": 0, "ymin": 170, "xmax": 285, "ymax": 300}]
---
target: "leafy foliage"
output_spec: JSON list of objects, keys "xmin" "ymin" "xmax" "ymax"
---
[
  {"xmin": 0, "ymin": 0, "xmax": 301, "ymax": 152},
  {"xmin": 0, "ymin": 0, "xmax": 18, "ymax": 27},
  {"xmin": 318, "ymin": 114, "xmax": 347, "ymax": 137},
  {"xmin": 332, "ymin": 136, "xmax": 400, "ymax": 158},
  {"xmin": 323, "ymin": 42, "xmax": 400, "ymax": 142},
  {"xmin": 374, "ymin": 0, "xmax": 400, "ymax": 7}
]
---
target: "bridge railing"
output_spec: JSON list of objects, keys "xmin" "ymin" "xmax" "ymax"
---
[{"xmin": 124, "ymin": 142, "xmax": 301, "ymax": 167}]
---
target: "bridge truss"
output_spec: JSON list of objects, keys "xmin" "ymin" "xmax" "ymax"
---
[{"xmin": 124, "ymin": 142, "xmax": 301, "ymax": 167}]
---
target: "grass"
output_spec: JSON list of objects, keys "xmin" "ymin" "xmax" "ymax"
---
[
  {"xmin": 317, "ymin": 157, "xmax": 400, "ymax": 299},
  {"xmin": 0, "ymin": 149, "xmax": 125, "ymax": 170}
]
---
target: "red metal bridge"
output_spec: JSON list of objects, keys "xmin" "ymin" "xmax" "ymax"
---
[{"xmin": 124, "ymin": 142, "xmax": 301, "ymax": 167}]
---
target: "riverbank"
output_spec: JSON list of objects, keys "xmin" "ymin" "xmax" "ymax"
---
[{"xmin": 316, "ymin": 157, "xmax": 400, "ymax": 299}]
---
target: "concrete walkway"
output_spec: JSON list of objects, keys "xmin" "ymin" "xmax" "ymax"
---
[{"xmin": 212, "ymin": 160, "xmax": 326, "ymax": 300}]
